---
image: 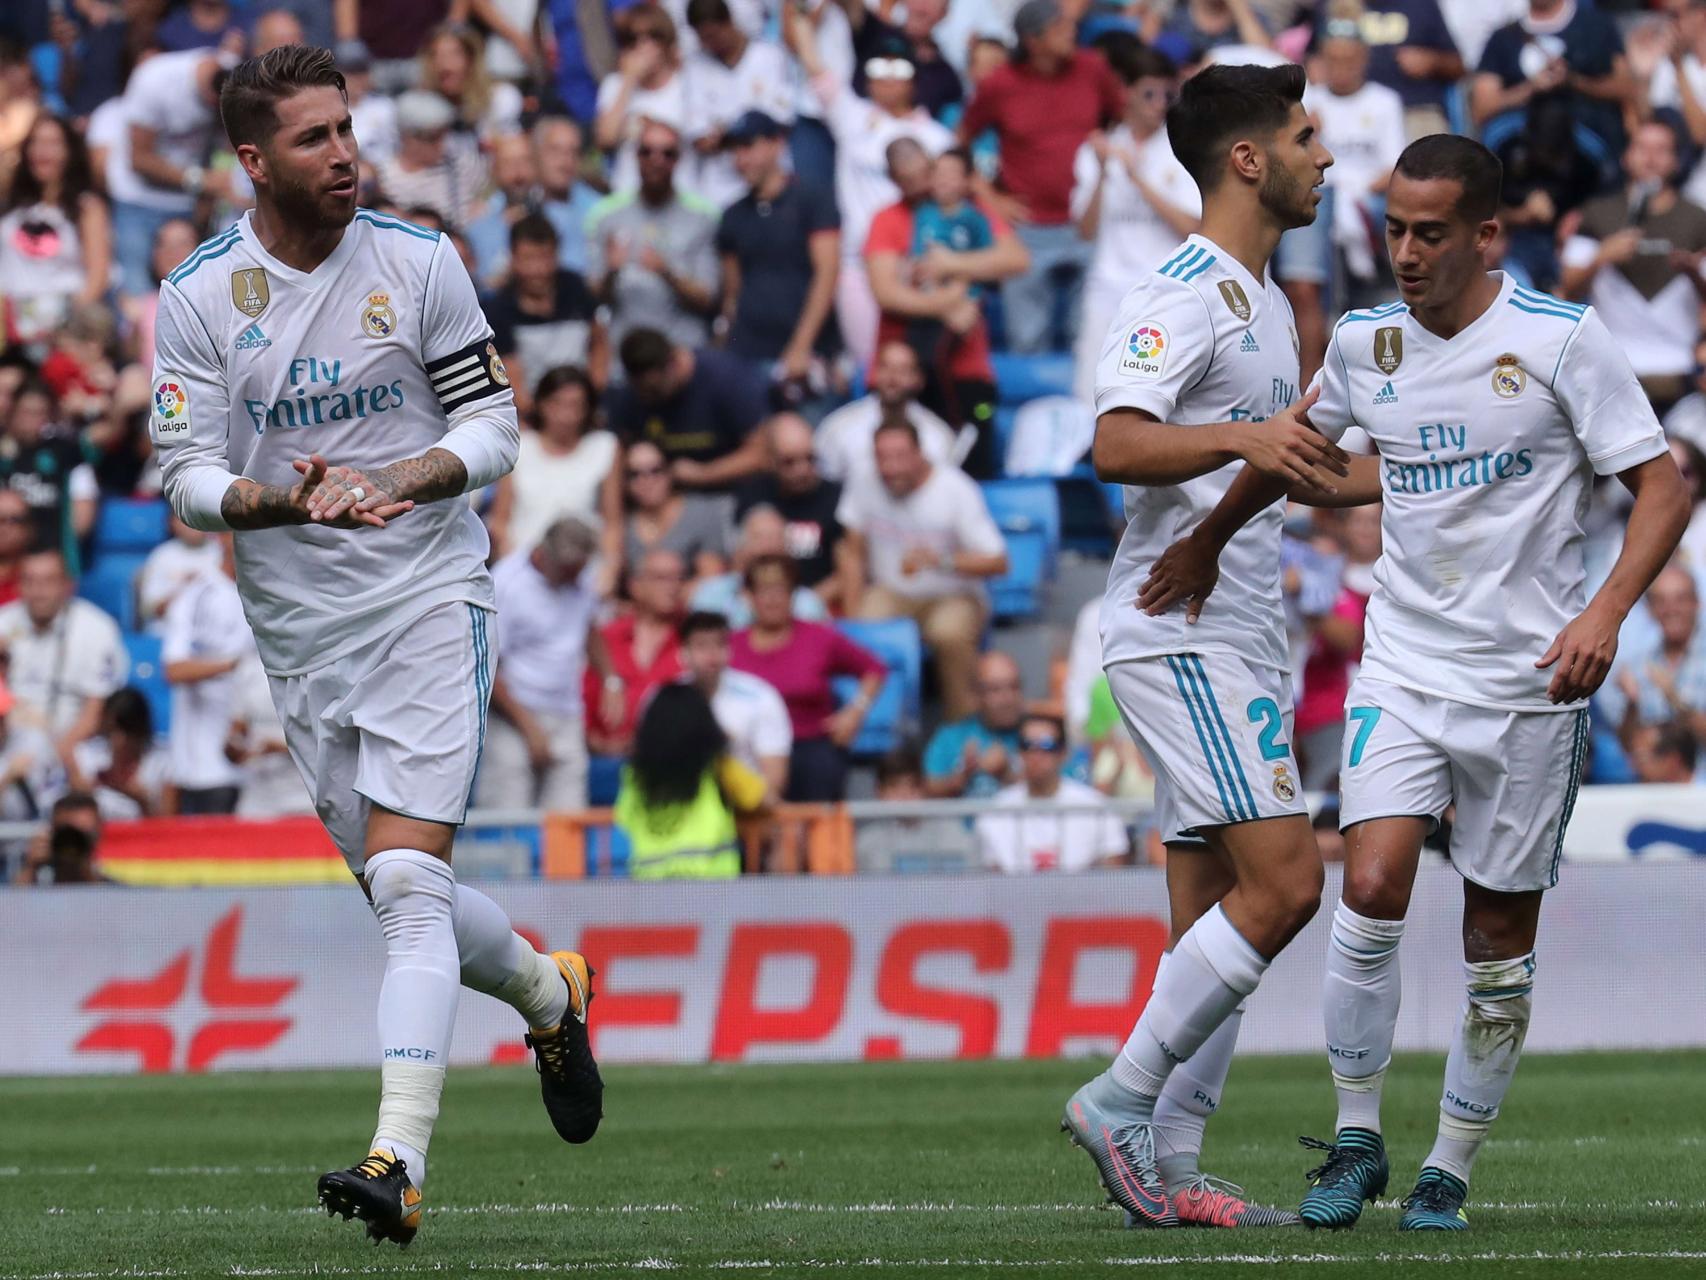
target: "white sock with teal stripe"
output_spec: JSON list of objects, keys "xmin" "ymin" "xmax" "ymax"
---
[
  {"xmin": 1425, "ymin": 952, "xmax": 1536, "ymax": 1183},
  {"xmin": 1111, "ymin": 906, "xmax": 1268, "ymax": 1110},
  {"xmin": 1324, "ymin": 902, "xmax": 1405, "ymax": 1135}
]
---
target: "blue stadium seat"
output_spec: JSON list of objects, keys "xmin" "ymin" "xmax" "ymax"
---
[
  {"xmin": 833, "ymin": 617, "xmax": 922, "ymax": 756},
  {"xmin": 123, "ymin": 632, "xmax": 171, "ymax": 739},
  {"xmin": 992, "ymin": 406, "xmax": 1019, "ymax": 468},
  {"xmin": 588, "ymin": 754, "xmax": 624, "ymax": 806},
  {"xmin": 981, "ymin": 479, "xmax": 1061, "ymax": 620},
  {"xmin": 94, "ymin": 499, "xmax": 169, "ymax": 554},
  {"xmin": 991, "ymin": 352, "xmax": 1075, "ymax": 406},
  {"xmin": 79, "ymin": 553, "xmax": 147, "ymax": 631}
]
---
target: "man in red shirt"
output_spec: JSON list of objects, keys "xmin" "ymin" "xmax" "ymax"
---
[
  {"xmin": 957, "ymin": 0, "xmax": 1124, "ymax": 353},
  {"xmin": 864, "ymin": 142, "xmax": 1029, "ymax": 476}
]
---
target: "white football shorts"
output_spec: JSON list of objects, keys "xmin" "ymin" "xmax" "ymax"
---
[
  {"xmin": 269, "ymin": 601, "xmax": 493, "ymax": 873},
  {"xmin": 1105, "ymin": 651, "xmax": 1307, "ymax": 842},
  {"xmin": 1338, "ymin": 676, "xmax": 1589, "ymax": 892}
]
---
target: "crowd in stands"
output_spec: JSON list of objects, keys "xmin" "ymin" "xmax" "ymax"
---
[{"xmin": 7, "ymin": 0, "xmax": 1706, "ymax": 881}]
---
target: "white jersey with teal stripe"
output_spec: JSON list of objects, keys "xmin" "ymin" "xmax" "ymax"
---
[
  {"xmin": 151, "ymin": 210, "xmax": 518, "ymax": 677},
  {"xmin": 1309, "ymin": 272, "xmax": 1668, "ymax": 712},
  {"xmin": 1093, "ymin": 233, "xmax": 1303, "ymax": 673}
]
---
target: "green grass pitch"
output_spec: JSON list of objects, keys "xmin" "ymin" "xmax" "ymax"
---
[{"xmin": 3, "ymin": 1052, "xmax": 1704, "ymax": 1279}]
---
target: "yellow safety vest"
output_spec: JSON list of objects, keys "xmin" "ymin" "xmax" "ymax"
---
[{"xmin": 614, "ymin": 757, "xmax": 762, "ymax": 879}]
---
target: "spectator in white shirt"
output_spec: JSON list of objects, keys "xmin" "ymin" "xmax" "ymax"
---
[
  {"xmin": 137, "ymin": 512, "xmax": 222, "ymax": 637},
  {"xmin": 485, "ymin": 366, "xmax": 617, "ymax": 559},
  {"xmin": 0, "ymin": 550, "xmax": 127, "ymax": 761},
  {"xmin": 1071, "ymin": 47, "xmax": 1200, "ymax": 400},
  {"xmin": 70, "ymin": 687, "xmax": 169, "ymax": 821},
  {"xmin": 225, "ymin": 649, "xmax": 314, "ymax": 818},
  {"xmin": 815, "ymin": 341, "xmax": 961, "ymax": 486},
  {"xmin": 374, "ymin": 91, "xmax": 487, "ymax": 230},
  {"xmin": 838, "ymin": 419, "xmax": 1008, "ymax": 721},
  {"xmin": 976, "ymin": 713, "xmax": 1132, "ymax": 873},
  {"xmin": 162, "ymin": 536, "xmax": 249, "ymax": 815},
  {"xmin": 596, "ymin": 4, "xmax": 690, "ymax": 195},
  {"xmin": 1306, "ymin": 22, "xmax": 1407, "ymax": 285},
  {"xmin": 0, "ymin": 677, "xmax": 67, "ymax": 829},
  {"xmin": 683, "ymin": 0, "xmax": 796, "ymax": 208},
  {"xmin": 679, "ymin": 608, "xmax": 791, "ymax": 796},
  {"xmin": 481, "ymin": 517, "xmax": 622, "ymax": 812}
]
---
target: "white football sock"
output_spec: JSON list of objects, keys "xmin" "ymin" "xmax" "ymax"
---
[
  {"xmin": 1110, "ymin": 905, "xmax": 1268, "ymax": 1112},
  {"xmin": 1151, "ymin": 950, "xmax": 1244, "ymax": 1185},
  {"xmin": 1323, "ymin": 902, "xmax": 1405, "ymax": 1135},
  {"xmin": 452, "ymin": 882, "xmax": 570, "ymax": 1030},
  {"xmin": 366, "ymin": 848, "xmax": 461, "ymax": 1190},
  {"xmin": 1425, "ymin": 952, "xmax": 1536, "ymax": 1184}
]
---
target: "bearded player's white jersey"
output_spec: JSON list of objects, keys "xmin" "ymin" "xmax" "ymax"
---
[{"xmin": 152, "ymin": 208, "xmax": 519, "ymax": 677}]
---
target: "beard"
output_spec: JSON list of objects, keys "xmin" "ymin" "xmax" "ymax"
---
[
  {"xmin": 270, "ymin": 164, "xmax": 356, "ymax": 232},
  {"xmin": 1258, "ymin": 157, "xmax": 1316, "ymax": 232}
]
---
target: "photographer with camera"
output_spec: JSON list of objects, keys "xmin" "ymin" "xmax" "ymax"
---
[{"xmin": 13, "ymin": 792, "xmax": 105, "ymax": 885}]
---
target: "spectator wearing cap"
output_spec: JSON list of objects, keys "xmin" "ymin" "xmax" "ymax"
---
[
  {"xmin": 1560, "ymin": 120, "xmax": 1706, "ymax": 416},
  {"xmin": 531, "ymin": 115, "xmax": 603, "ymax": 277},
  {"xmin": 956, "ymin": 0, "xmax": 1124, "ymax": 354},
  {"xmin": 485, "ymin": 366, "xmax": 616, "ymax": 559},
  {"xmin": 814, "ymin": 341, "xmax": 961, "ymax": 488},
  {"xmin": 586, "ymin": 118, "xmax": 720, "ymax": 357},
  {"xmin": 976, "ymin": 713, "xmax": 1131, "ymax": 873},
  {"xmin": 734, "ymin": 415, "xmax": 846, "ymax": 605},
  {"xmin": 105, "ymin": 48, "xmax": 234, "ymax": 296},
  {"xmin": 333, "ymin": 0, "xmax": 467, "ymax": 95},
  {"xmin": 679, "ymin": 609, "xmax": 792, "ymax": 798},
  {"xmin": 865, "ymin": 141, "xmax": 1027, "ymax": 475},
  {"xmin": 604, "ymin": 327, "xmax": 770, "ymax": 495},
  {"xmin": 464, "ymin": 131, "xmax": 543, "ymax": 287},
  {"xmin": 838, "ymin": 419, "xmax": 1008, "ymax": 722},
  {"xmin": 596, "ymin": 4, "xmax": 689, "ymax": 195},
  {"xmin": 1326, "ymin": 0, "xmax": 1464, "ymax": 141},
  {"xmin": 1071, "ymin": 46, "xmax": 1199, "ymax": 402},
  {"xmin": 338, "ymin": 41, "xmax": 400, "ymax": 169},
  {"xmin": 716, "ymin": 110, "xmax": 842, "ymax": 389},
  {"xmin": 786, "ymin": 3, "xmax": 953, "ymax": 370},
  {"xmin": 846, "ymin": 0, "xmax": 962, "ymax": 119},
  {"xmin": 374, "ymin": 90, "xmax": 487, "ymax": 229},
  {"xmin": 691, "ymin": 502, "xmax": 831, "ymax": 627},
  {"xmin": 482, "ymin": 517, "xmax": 616, "ymax": 813},
  {"xmin": 683, "ymin": 0, "xmax": 796, "ymax": 209},
  {"xmin": 485, "ymin": 214, "xmax": 603, "ymax": 414}
]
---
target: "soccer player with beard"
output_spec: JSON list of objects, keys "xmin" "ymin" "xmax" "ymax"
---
[
  {"xmin": 1062, "ymin": 62, "xmax": 1342, "ymax": 1230},
  {"xmin": 150, "ymin": 46, "xmax": 603, "ymax": 1246},
  {"xmin": 1140, "ymin": 134, "xmax": 1688, "ymax": 1231}
]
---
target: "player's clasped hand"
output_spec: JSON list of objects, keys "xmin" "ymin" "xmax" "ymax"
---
[
  {"xmin": 1536, "ymin": 602, "xmax": 1620, "ymax": 704},
  {"xmin": 293, "ymin": 454, "xmax": 414, "ymax": 529},
  {"xmin": 1136, "ymin": 531, "xmax": 1221, "ymax": 622},
  {"xmin": 1235, "ymin": 386, "xmax": 1348, "ymax": 495}
]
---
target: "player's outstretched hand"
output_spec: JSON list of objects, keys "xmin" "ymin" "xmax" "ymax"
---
[
  {"xmin": 1137, "ymin": 530, "xmax": 1221, "ymax": 622},
  {"xmin": 294, "ymin": 455, "xmax": 414, "ymax": 529},
  {"xmin": 1536, "ymin": 602, "xmax": 1620, "ymax": 704},
  {"xmin": 1232, "ymin": 387, "xmax": 1347, "ymax": 495}
]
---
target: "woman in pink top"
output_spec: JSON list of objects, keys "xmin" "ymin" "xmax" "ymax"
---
[{"xmin": 731, "ymin": 555, "xmax": 886, "ymax": 802}]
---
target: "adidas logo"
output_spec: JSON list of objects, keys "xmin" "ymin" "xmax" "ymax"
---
[
  {"xmin": 235, "ymin": 323, "xmax": 272, "ymax": 351},
  {"xmin": 1239, "ymin": 331, "xmax": 1260, "ymax": 353},
  {"xmin": 1373, "ymin": 379, "xmax": 1398, "ymax": 405}
]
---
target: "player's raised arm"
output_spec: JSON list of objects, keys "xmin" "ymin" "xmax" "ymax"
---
[
  {"xmin": 1536, "ymin": 308, "xmax": 1690, "ymax": 703},
  {"xmin": 315, "ymin": 233, "xmax": 522, "ymax": 526}
]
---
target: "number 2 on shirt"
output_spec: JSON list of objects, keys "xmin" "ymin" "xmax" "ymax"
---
[{"xmin": 1246, "ymin": 697, "xmax": 1290, "ymax": 762}]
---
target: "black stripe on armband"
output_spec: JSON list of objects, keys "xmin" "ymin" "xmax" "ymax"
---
[{"xmin": 426, "ymin": 336, "xmax": 512, "ymax": 411}]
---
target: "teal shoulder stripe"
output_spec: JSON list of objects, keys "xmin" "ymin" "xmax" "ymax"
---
[
  {"xmin": 355, "ymin": 211, "xmax": 439, "ymax": 242},
  {"xmin": 1515, "ymin": 286, "xmax": 1584, "ymax": 315},
  {"xmin": 1340, "ymin": 302, "xmax": 1406, "ymax": 325},
  {"xmin": 1167, "ymin": 657, "xmax": 1239, "ymax": 822},
  {"xmin": 1509, "ymin": 298, "xmax": 1580, "ymax": 321},
  {"xmin": 1156, "ymin": 245, "xmax": 1195, "ymax": 277},
  {"xmin": 1188, "ymin": 656, "xmax": 1258, "ymax": 819},
  {"xmin": 1179, "ymin": 253, "xmax": 1217, "ymax": 282},
  {"xmin": 1164, "ymin": 246, "xmax": 1205, "ymax": 279},
  {"xmin": 166, "ymin": 227, "xmax": 241, "ymax": 285}
]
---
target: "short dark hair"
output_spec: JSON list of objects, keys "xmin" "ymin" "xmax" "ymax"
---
[
  {"xmin": 685, "ymin": 0, "xmax": 732, "ymax": 26},
  {"xmin": 51, "ymin": 790, "xmax": 100, "ymax": 822},
  {"xmin": 220, "ymin": 43, "xmax": 347, "ymax": 149},
  {"xmin": 875, "ymin": 743, "xmax": 923, "ymax": 786},
  {"xmin": 535, "ymin": 364, "xmax": 597, "ymax": 415},
  {"xmin": 103, "ymin": 687, "xmax": 155, "ymax": 742},
  {"xmin": 742, "ymin": 552, "xmax": 797, "ymax": 592},
  {"xmin": 1392, "ymin": 134, "xmax": 1503, "ymax": 223},
  {"xmin": 1166, "ymin": 61, "xmax": 1307, "ymax": 191},
  {"xmin": 620, "ymin": 327, "xmax": 674, "ymax": 378},
  {"xmin": 679, "ymin": 610, "xmax": 731, "ymax": 642},
  {"xmin": 1126, "ymin": 46, "xmax": 1177, "ymax": 84},
  {"xmin": 509, "ymin": 211, "xmax": 559, "ymax": 250},
  {"xmin": 1651, "ymin": 721, "xmax": 1699, "ymax": 773},
  {"xmin": 936, "ymin": 146, "xmax": 973, "ymax": 174},
  {"xmin": 873, "ymin": 419, "xmax": 920, "ymax": 449}
]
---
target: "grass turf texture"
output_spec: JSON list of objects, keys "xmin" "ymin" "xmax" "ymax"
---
[{"xmin": 3, "ymin": 1053, "xmax": 1704, "ymax": 1279}]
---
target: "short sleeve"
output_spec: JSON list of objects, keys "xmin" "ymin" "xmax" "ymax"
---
[
  {"xmin": 1093, "ymin": 278, "xmax": 1214, "ymax": 421},
  {"xmin": 829, "ymin": 627, "xmax": 886, "ymax": 680},
  {"xmin": 1069, "ymin": 140, "xmax": 1100, "ymax": 226},
  {"xmin": 864, "ymin": 204, "xmax": 912, "ymax": 258},
  {"xmin": 806, "ymin": 182, "xmax": 840, "ymax": 233},
  {"xmin": 953, "ymin": 476, "xmax": 1008, "ymax": 558},
  {"xmin": 753, "ymin": 683, "xmax": 794, "ymax": 758},
  {"xmin": 1477, "ymin": 26, "xmax": 1520, "ymax": 82},
  {"xmin": 834, "ymin": 476, "xmax": 869, "ymax": 532},
  {"xmin": 1416, "ymin": 0, "xmax": 1458, "ymax": 52},
  {"xmin": 1552, "ymin": 309, "xmax": 1668, "ymax": 476},
  {"xmin": 160, "ymin": 585, "xmax": 198, "ymax": 664},
  {"xmin": 1306, "ymin": 321, "xmax": 1358, "ymax": 443},
  {"xmin": 923, "ymin": 724, "xmax": 965, "ymax": 778},
  {"xmin": 716, "ymin": 754, "xmax": 768, "ymax": 811},
  {"xmin": 153, "ymin": 279, "xmax": 240, "ymax": 532},
  {"xmin": 1560, "ymin": 234, "xmax": 1600, "ymax": 270}
]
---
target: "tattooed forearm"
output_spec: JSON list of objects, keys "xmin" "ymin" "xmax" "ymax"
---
[
  {"xmin": 220, "ymin": 479, "xmax": 308, "ymax": 530},
  {"xmin": 370, "ymin": 448, "xmax": 468, "ymax": 507}
]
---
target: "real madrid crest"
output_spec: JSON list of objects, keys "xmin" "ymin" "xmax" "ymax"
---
[
  {"xmin": 1492, "ymin": 353, "xmax": 1526, "ymax": 398},
  {"xmin": 361, "ymin": 291, "xmax": 398, "ymax": 339},
  {"xmin": 486, "ymin": 341, "xmax": 510, "ymax": 388},
  {"xmin": 231, "ymin": 268, "xmax": 270, "ymax": 319},
  {"xmin": 1217, "ymin": 280, "xmax": 1251, "ymax": 322},
  {"xmin": 1272, "ymin": 763, "xmax": 1296, "ymax": 802},
  {"xmin": 1374, "ymin": 326, "xmax": 1403, "ymax": 375}
]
